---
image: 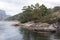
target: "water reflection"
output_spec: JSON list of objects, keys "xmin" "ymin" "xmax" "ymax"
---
[
  {"xmin": 0, "ymin": 21, "xmax": 60, "ymax": 40},
  {"xmin": 54, "ymin": 32, "xmax": 60, "ymax": 39},
  {"xmin": 20, "ymin": 28, "xmax": 50, "ymax": 40}
]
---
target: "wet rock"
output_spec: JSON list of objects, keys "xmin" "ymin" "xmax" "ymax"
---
[{"xmin": 13, "ymin": 24, "xmax": 20, "ymax": 26}]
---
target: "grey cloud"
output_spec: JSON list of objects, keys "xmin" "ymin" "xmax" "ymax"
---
[{"xmin": 0, "ymin": 0, "xmax": 60, "ymax": 15}]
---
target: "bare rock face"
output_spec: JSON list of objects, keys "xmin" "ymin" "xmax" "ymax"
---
[
  {"xmin": 20, "ymin": 22, "xmax": 58, "ymax": 32},
  {"xmin": 36, "ymin": 23, "xmax": 57, "ymax": 30}
]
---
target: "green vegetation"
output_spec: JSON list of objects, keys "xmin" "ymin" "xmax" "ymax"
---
[
  {"xmin": 53, "ymin": 6, "xmax": 60, "ymax": 12},
  {"xmin": 18, "ymin": 3, "xmax": 52, "ymax": 23},
  {"xmin": 8, "ymin": 3, "xmax": 60, "ymax": 24}
]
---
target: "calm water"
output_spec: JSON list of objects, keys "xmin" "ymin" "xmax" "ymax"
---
[{"xmin": 0, "ymin": 21, "xmax": 60, "ymax": 40}]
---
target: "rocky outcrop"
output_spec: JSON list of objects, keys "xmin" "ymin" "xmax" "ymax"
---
[{"xmin": 20, "ymin": 22, "xmax": 58, "ymax": 33}]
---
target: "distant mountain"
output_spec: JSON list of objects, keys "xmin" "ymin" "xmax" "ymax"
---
[
  {"xmin": 0, "ymin": 10, "xmax": 10, "ymax": 20},
  {"xmin": 6, "ymin": 13, "xmax": 22, "ymax": 20}
]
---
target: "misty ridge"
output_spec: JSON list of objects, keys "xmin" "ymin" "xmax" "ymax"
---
[{"xmin": 0, "ymin": 10, "xmax": 10, "ymax": 20}]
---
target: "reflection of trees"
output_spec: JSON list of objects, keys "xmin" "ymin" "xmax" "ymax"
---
[
  {"xmin": 55, "ymin": 32, "xmax": 60, "ymax": 39},
  {"xmin": 20, "ymin": 28, "xmax": 50, "ymax": 40}
]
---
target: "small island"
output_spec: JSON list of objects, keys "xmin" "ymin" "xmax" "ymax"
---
[{"xmin": 8, "ymin": 3, "xmax": 60, "ymax": 33}]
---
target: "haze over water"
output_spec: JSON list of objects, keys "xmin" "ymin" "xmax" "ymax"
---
[
  {"xmin": 0, "ymin": 21, "xmax": 60, "ymax": 40},
  {"xmin": 0, "ymin": 21, "xmax": 22, "ymax": 40}
]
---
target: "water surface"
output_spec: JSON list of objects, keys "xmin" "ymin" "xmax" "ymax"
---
[{"xmin": 0, "ymin": 21, "xmax": 60, "ymax": 40}]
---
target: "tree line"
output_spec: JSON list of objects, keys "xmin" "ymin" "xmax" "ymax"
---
[{"xmin": 8, "ymin": 3, "xmax": 60, "ymax": 24}]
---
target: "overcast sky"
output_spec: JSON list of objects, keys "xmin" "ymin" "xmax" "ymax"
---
[{"xmin": 0, "ymin": 0, "xmax": 60, "ymax": 16}]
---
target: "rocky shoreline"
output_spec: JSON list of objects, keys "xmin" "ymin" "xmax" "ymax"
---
[
  {"xmin": 19, "ymin": 22, "xmax": 60, "ymax": 33},
  {"xmin": 12, "ymin": 21, "xmax": 60, "ymax": 33}
]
